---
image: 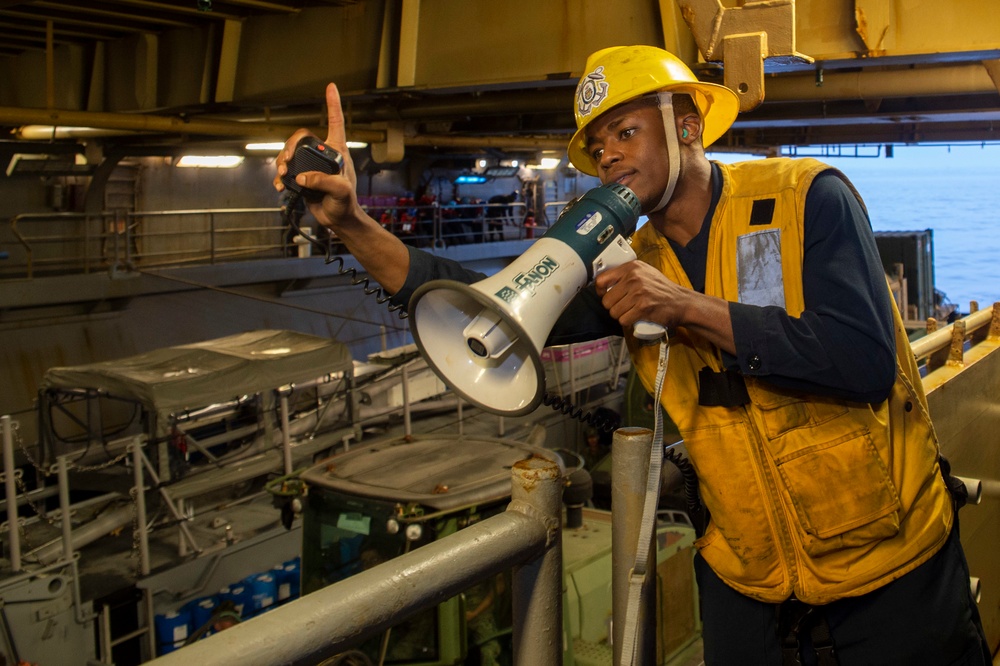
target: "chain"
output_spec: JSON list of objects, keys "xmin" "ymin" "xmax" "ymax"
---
[
  {"xmin": 11, "ymin": 471, "xmax": 58, "ymax": 527},
  {"xmin": 6, "ymin": 418, "xmax": 129, "ymax": 553},
  {"xmin": 72, "ymin": 448, "xmax": 132, "ymax": 472},
  {"xmin": 11, "ymin": 419, "xmax": 46, "ymax": 474},
  {"xmin": 14, "ymin": 416, "xmax": 131, "ymax": 473},
  {"xmin": 8, "ymin": 419, "xmax": 58, "ymax": 528},
  {"xmin": 1, "ymin": 470, "xmax": 35, "ymax": 551}
]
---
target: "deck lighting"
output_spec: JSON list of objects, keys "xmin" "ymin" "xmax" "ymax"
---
[{"xmin": 176, "ymin": 155, "xmax": 244, "ymax": 168}]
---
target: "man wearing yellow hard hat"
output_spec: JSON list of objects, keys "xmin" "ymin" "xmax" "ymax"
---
[
  {"xmin": 569, "ymin": 44, "xmax": 988, "ymax": 665},
  {"xmin": 275, "ymin": 44, "xmax": 988, "ymax": 665}
]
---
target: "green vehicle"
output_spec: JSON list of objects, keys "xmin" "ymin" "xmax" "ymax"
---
[{"xmin": 295, "ymin": 432, "xmax": 701, "ymax": 665}]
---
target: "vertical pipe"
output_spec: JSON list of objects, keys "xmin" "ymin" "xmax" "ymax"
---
[
  {"xmin": 457, "ymin": 399, "xmax": 464, "ymax": 436},
  {"xmin": 510, "ymin": 456, "xmax": 563, "ymax": 665},
  {"xmin": 99, "ymin": 603, "xmax": 113, "ymax": 663},
  {"xmin": 144, "ymin": 589, "xmax": 157, "ymax": 660},
  {"xmin": 280, "ymin": 395, "xmax": 293, "ymax": 476},
  {"xmin": 177, "ymin": 498, "xmax": 188, "ymax": 557},
  {"xmin": 611, "ymin": 427, "xmax": 657, "ymax": 665},
  {"xmin": 132, "ymin": 440, "xmax": 151, "ymax": 576},
  {"xmin": 2, "ymin": 416, "xmax": 21, "ymax": 572},
  {"xmin": 402, "ymin": 365, "xmax": 411, "ymax": 437},
  {"xmin": 56, "ymin": 456, "xmax": 73, "ymax": 562}
]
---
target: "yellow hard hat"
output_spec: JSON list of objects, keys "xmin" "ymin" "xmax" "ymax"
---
[{"xmin": 567, "ymin": 45, "xmax": 740, "ymax": 176}]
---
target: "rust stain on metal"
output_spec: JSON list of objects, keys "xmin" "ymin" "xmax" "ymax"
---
[
  {"xmin": 513, "ymin": 455, "xmax": 560, "ymax": 492},
  {"xmin": 680, "ymin": 5, "xmax": 696, "ymax": 27},
  {"xmin": 990, "ymin": 303, "xmax": 1000, "ymax": 340}
]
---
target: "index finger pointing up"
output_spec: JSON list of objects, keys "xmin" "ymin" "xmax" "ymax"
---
[{"xmin": 325, "ymin": 82, "xmax": 347, "ymax": 148}]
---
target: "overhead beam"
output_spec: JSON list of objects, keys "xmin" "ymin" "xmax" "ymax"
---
[
  {"xmin": 215, "ymin": 19, "xmax": 242, "ymax": 104},
  {"xmin": 398, "ymin": 0, "xmax": 419, "ymax": 87},
  {"xmin": 29, "ymin": 1, "xmax": 192, "ymax": 28}
]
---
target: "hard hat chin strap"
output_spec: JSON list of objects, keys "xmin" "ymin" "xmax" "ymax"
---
[{"xmin": 650, "ymin": 91, "xmax": 680, "ymax": 214}]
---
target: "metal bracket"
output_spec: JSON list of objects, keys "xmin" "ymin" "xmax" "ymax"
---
[
  {"xmin": 371, "ymin": 122, "xmax": 405, "ymax": 164},
  {"xmin": 677, "ymin": 0, "xmax": 814, "ymax": 111}
]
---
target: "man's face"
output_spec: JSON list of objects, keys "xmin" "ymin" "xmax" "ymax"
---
[{"xmin": 583, "ymin": 98, "xmax": 670, "ymax": 213}]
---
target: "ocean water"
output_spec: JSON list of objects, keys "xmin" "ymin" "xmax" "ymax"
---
[{"xmin": 714, "ymin": 145, "xmax": 1000, "ymax": 313}]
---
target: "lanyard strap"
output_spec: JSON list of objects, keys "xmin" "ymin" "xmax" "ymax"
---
[{"xmin": 619, "ymin": 337, "xmax": 669, "ymax": 666}]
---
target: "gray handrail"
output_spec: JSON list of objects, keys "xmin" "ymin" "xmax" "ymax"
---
[
  {"xmin": 5, "ymin": 203, "xmax": 545, "ymax": 280},
  {"xmin": 146, "ymin": 457, "xmax": 564, "ymax": 666}
]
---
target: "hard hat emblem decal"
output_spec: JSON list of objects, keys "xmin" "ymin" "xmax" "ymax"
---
[{"xmin": 576, "ymin": 66, "xmax": 609, "ymax": 118}]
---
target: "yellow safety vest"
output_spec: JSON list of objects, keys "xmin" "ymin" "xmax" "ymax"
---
[{"xmin": 627, "ymin": 158, "xmax": 953, "ymax": 604}]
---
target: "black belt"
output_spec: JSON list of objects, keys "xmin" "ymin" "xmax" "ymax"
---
[{"xmin": 778, "ymin": 598, "xmax": 838, "ymax": 665}]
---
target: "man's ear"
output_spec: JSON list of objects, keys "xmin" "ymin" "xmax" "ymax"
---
[{"xmin": 678, "ymin": 114, "xmax": 702, "ymax": 143}]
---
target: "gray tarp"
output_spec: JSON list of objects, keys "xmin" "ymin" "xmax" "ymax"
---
[{"xmin": 41, "ymin": 329, "xmax": 354, "ymax": 416}]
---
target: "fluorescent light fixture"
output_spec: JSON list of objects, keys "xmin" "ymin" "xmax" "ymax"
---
[
  {"xmin": 455, "ymin": 174, "xmax": 488, "ymax": 184},
  {"xmin": 526, "ymin": 157, "xmax": 561, "ymax": 170},
  {"xmin": 484, "ymin": 166, "xmax": 519, "ymax": 178},
  {"xmin": 246, "ymin": 141, "xmax": 366, "ymax": 151},
  {"xmin": 176, "ymin": 155, "xmax": 245, "ymax": 168},
  {"xmin": 245, "ymin": 142, "xmax": 284, "ymax": 151}
]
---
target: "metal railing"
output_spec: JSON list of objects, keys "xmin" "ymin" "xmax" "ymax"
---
[
  {"xmin": 5, "ymin": 202, "xmax": 546, "ymax": 280},
  {"xmin": 146, "ymin": 456, "xmax": 565, "ymax": 666}
]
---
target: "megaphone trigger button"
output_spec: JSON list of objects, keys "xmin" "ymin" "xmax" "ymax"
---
[{"xmin": 596, "ymin": 224, "xmax": 615, "ymax": 244}]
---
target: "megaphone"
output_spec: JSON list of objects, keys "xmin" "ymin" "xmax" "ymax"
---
[{"xmin": 410, "ymin": 182, "xmax": 659, "ymax": 417}]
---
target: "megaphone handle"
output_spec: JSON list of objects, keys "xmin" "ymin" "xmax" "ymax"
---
[
  {"xmin": 633, "ymin": 320, "xmax": 666, "ymax": 341},
  {"xmin": 593, "ymin": 237, "xmax": 667, "ymax": 341}
]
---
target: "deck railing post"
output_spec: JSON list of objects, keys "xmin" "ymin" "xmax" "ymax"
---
[
  {"xmin": 612, "ymin": 427, "xmax": 657, "ymax": 665},
  {"xmin": 2, "ymin": 415, "xmax": 21, "ymax": 572},
  {"xmin": 509, "ymin": 456, "xmax": 564, "ymax": 665}
]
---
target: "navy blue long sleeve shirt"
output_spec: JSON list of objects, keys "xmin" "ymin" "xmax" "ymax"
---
[{"xmin": 392, "ymin": 162, "xmax": 896, "ymax": 404}]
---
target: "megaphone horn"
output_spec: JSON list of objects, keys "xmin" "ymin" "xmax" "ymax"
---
[{"xmin": 409, "ymin": 182, "xmax": 643, "ymax": 417}]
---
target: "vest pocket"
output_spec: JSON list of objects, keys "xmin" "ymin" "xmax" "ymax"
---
[
  {"xmin": 745, "ymin": 382, "xmax": 850, "ymax": 444},
  {"xmin": 775, "ymin": 431, "xmax": 900, "ymax": 557}
]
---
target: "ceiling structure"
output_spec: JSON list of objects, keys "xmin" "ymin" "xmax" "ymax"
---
[{"xmin": 0, "ymin": 0, "xmax": 999, "ymax": 171}]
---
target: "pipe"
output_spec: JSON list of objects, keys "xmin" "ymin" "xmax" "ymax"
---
[
  {"xmin": 30, "ymin": 503, "xmax": 134, "ymax": 566},
  {"xmin": 8, "ymin": 107, "xmax": 565, "ymax": 151},
  {"xmin": 954, "ymin": 476, "xmax": 983, "ymax": 505},
  {"xmin": 10, "ymin": 60, "xmax": 995, "ymax": 145},
  {"xmin": 612, "ymin": 427, "xmax": 657, "ymax": 666},
  {"xmin": 133, "ymin": 438, "xmax": 151, "ymax": 576},
  {"xmin": 765, "ymin": 63, "xmax": 998, "ymax": 104},
  {"xmin": 2, "ymin": 415, "xmax": 21, "ymax": 572},
  {"xmin": 0, "ymin": 485, "xmax": 58, "ymax": 513},
  {"xmin": 981, "ymin": 479, "xmax": 1000, "ymax": 500},
  {"xmin": 279, "ymin": 395, "xmax": 293, "ymax": 476},
  {"xmin": 910, "ymin": 307, "xmax": 993, "ymax": 360},
  {"xmin": 402, "ymin": 365, "xmax": 411, "ymax": 438},
  {"xmin": 57, "ymin": 456, "xmax": 73, "ymax": 563},
  {"xmin": 2, "ymin": 107, "xmax": 326, "ymax": 141},
  {"xmin": 510, "ymin": 457, "xmax": 563, "ymax": 665}
]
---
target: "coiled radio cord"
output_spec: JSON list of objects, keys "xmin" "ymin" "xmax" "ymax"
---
[{"xmin": 281, "ymin": 191, "xmax": 408, "ymax": 319}]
